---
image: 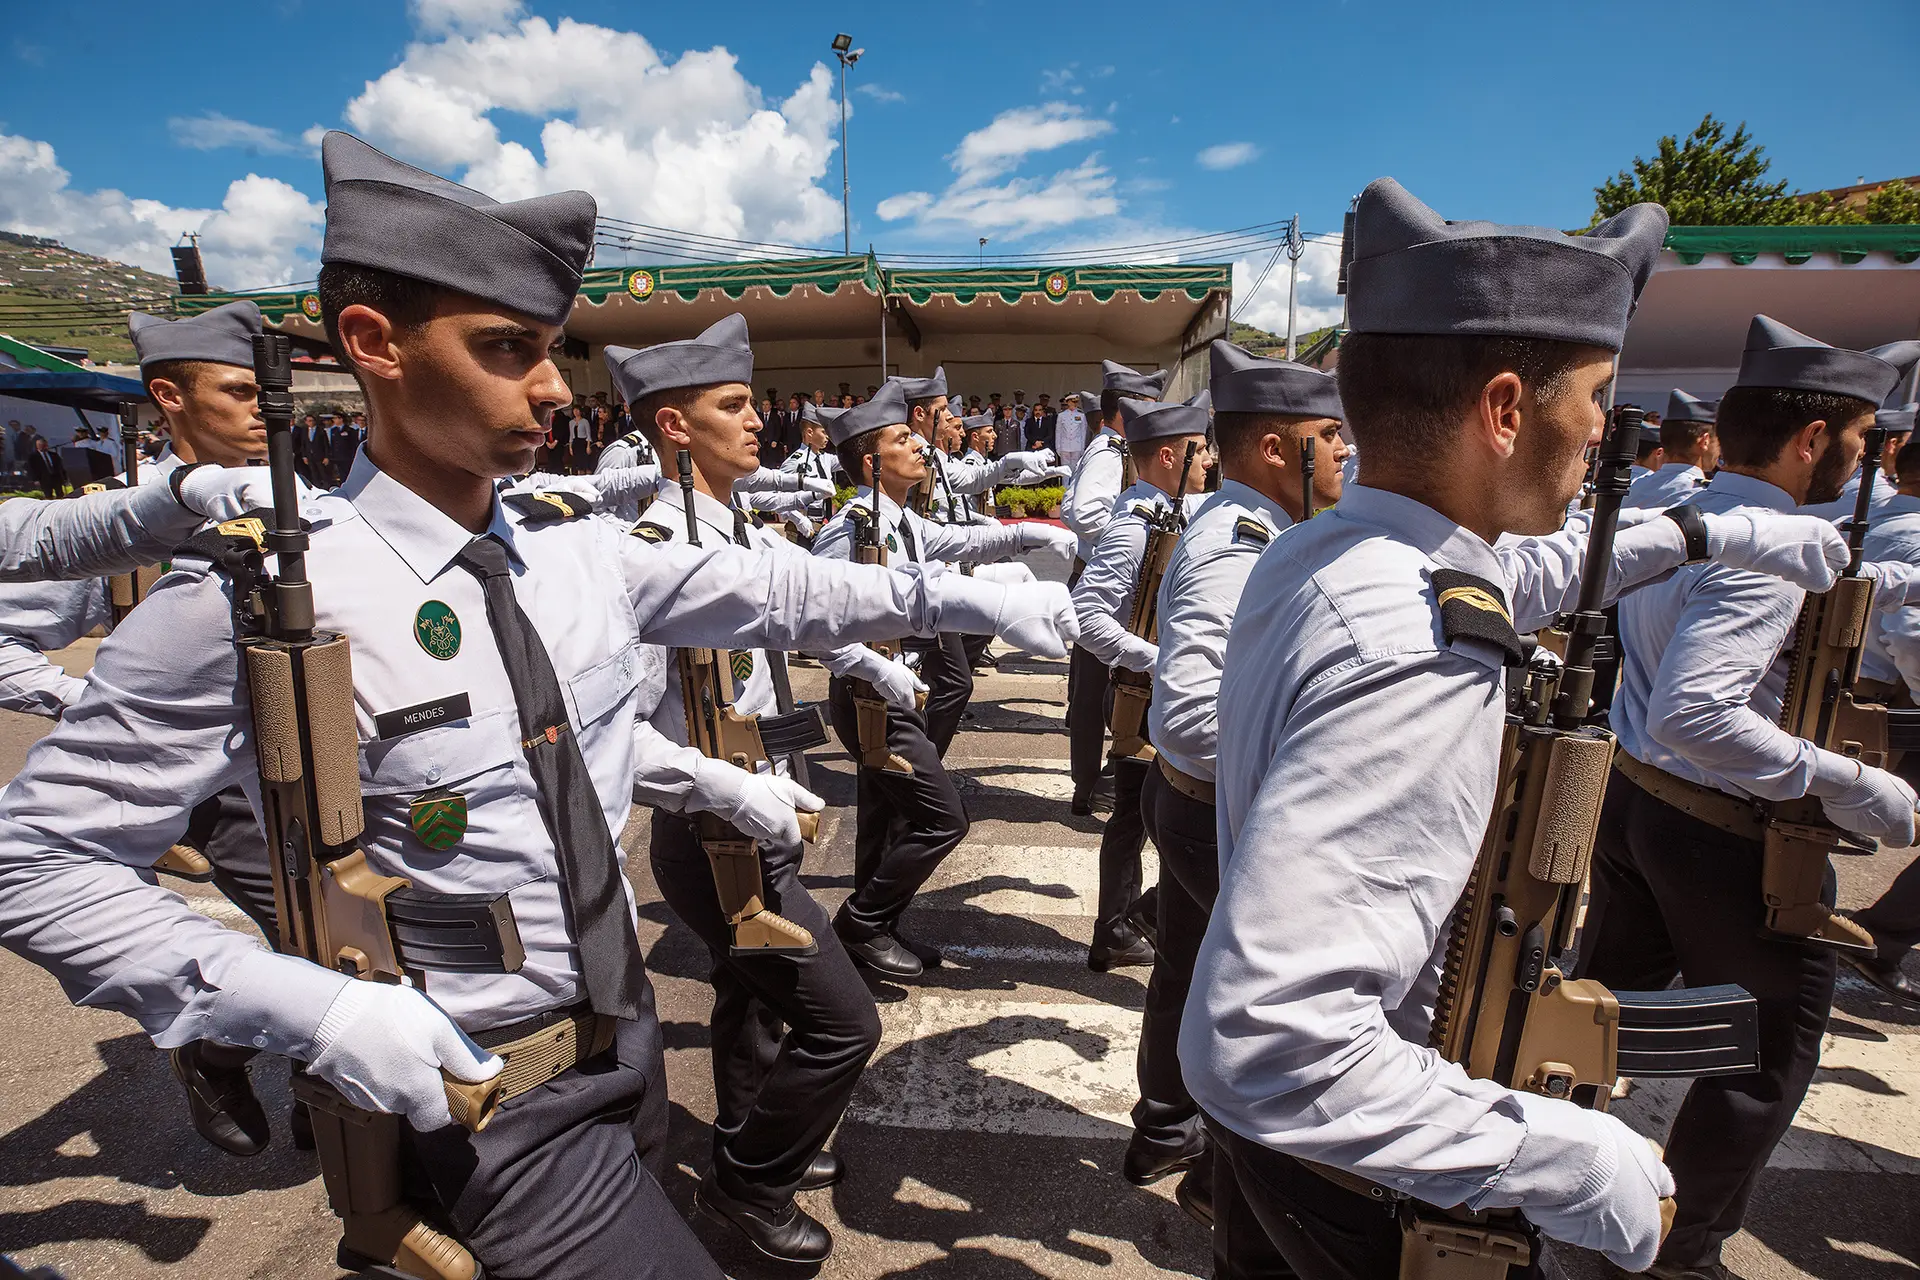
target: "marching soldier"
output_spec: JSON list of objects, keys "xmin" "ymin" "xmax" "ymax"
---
[
  {"xmin": 0, "ymin": 131, "xmax": 1073, "ymax": 1280},
  {"xmin": 1181, "ymin": 178, "xmax": 1857, "ymax": 1280},
  {"xmin": 1801, "ymin": 398, "xmax": 1914, "ymax": 522},
  {"xmin": 1069, "ymin": 390, "xmax": 1212, "ymax": 971},
  {"xmin": 1625, "ymin": 389, "xmax": 1719, "ymax": 509},
  {"xmin": 813, "ymin": 382, "xmax": 1078, "ymax": 976},
  {"xmin": 1127, "ymin": 341, "xmax": 1346, "ymax": 1231},
  {"xmin": 605, "ymin": 314, "xmax": 929, "ymax": 1263},
  {"xmin": 1063, "ymin": 363, "xmax": 1165, "ymax": 814},
  {"xmin": 1586, "ymin": 317, "xmax": 1920, "ymax": 1280}
]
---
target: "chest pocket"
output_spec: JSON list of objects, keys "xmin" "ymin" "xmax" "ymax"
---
[
  {"xmin": 359, "ymin": 707, "xmax": 521, "ymax": 798},
  {"xmin": 566, "ymin": 642, "xmax": 641, "ymax": 730}
]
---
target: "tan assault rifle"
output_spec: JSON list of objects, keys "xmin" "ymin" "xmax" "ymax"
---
[
  {"xmin": 1765, "ymin": 427, "xmax": 1920, "ymax": 952},
  {"xmin": 845, "ymin": 453, "xmax": 925, "ymax": 774},
  {"xmin": 1400, "ymin": 408, "xmax": 1759, "ymax": 1280},
  {"xmin": 239, "ymin": 334, "xmax": 499, "ymax": 1280},
  {"xmin": 670, "ymin": 449, "xmax": 820, "ymax": 957},
  {"xmin": 1107, "ymin": 440, "xmax": 1196, "ymax": 761}
]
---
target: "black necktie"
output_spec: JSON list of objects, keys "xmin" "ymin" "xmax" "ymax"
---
[
  {"xmin": 457, "ymin": 535, "xmax": 643, "ymax": 1019},
  {"xmin": 896, "ymin": 510, "xmax": 920, "ymax": 562}
]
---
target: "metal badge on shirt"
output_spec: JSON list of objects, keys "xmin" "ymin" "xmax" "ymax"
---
[
  {"xmin": 409, "ymin": 788, "xmax": 469, "ymax": 850},
  {"xmin": 414, "ymin": 600, "xmax": 461, "ymax": 660}
]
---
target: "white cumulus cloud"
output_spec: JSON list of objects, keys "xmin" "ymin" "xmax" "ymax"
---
[
  {"xmin": 168, "ymin": 113, "xmax": 299, "ymax": 156},
  {"xmin": 0, "ymin": 132, "xmax": 322, "ymax": 289},
  {"xmin": 336, "ymin": 15, "xmax": 844, "ymax": 251},
  {"xmin": 1230, "ymin": 238, "xmax": 1344, "ymax": 338},
  {"xmin": 1197, "ymin": 141, "xmax": 1261, "ymax": 171},
  {"xmin": 878, "ymin": 103, "xmax": 1117, "ymax": 239}
]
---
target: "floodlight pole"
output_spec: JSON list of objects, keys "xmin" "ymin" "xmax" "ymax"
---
[
  {"xmin": 833, "ymin": 37, "xmax": 858, "ymax": 256},
  {"xmin": 1285, "ymin": 214, "xmax": 1303, "ymax": 360}
]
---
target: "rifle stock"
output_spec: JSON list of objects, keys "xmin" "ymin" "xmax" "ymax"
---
[
  {"xmin": 240, "ymin": 333, "xmax": 492, "ymax": 1280},
  {"xmin": 847, "ymin": 452, "xmax": 923, "ymax": 773},
  {"xmin": 1108, "ymin": 441, "xmax": 1198, "ymax": 762},
  {"xmin": 1764, "ymin": 428, "xmax": 1891, "ymax": 954},
  {"xmin": 670, "ymin": 449, "xmax": 818, "ymax": 957},
  {"xmin": 1401, "ymin": 408, "xmax": 1758, "ymax": 1280}
]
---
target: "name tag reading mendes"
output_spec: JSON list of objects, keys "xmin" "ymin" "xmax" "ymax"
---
[{"xmin": 375, "ymin": 692, "xmax": 474, "ymax": 741}]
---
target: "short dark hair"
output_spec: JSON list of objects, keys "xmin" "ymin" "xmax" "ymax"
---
[
  {"xmin": 1214, "ymin": 410, "xmax": 1318, "ymax": 467},
  {"xmin": 630, "ymin": 385, "xmax": 701, "ymax": 453},
  {"xmin": 1127, "ymin": 435, "xmax": 1203, "ymax": 472},
  {"xmin": 835, "ymin": 427, "xmax": 884, "ymax": 480},
  {"xmin": 141, "ymin": 359, "xmax": 206, "ymax": 401},
  {"xmin": 1714, "ymin": 385, "xmax": 1875, "ymax": 469},
  {"xmin": 1895, "ymin": 437, "xmax": 1920, "ymax": 483},
  {"xmin": 1335, "ymin": 332, "xmax": 1591, "ymax": 458},
  {"xmin": 1635, "ymin": 434, "xmax": 1663, "ymax": 462},
  {"xmin": 1659, "ymin": 418, "xmax": 1713, "ymax": 454},
  {"xmin": 317, "ymin": 262, "xmax": 445, "ymax": 375}
]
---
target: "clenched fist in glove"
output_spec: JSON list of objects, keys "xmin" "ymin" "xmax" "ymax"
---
[
  {"xmin": 1809, "ymin": 750, "xmax": 1918, "ymax": 845},
  {"xmin": 307, "ymin": 980, "xmax": 502, "ymax": 1131},
  {"xmin": 696, "ymin": 759, "xmax": 827, "ymax": 850}
]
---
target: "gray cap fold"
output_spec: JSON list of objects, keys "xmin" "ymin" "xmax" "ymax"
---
[
  {"xmin": 1734, "ymin": 316, "xmax": 1920, "ymax": 406},
  {"xmin": 961, "ymin": 412, "xmax": 993, "ymax": 430},
  {"xmin": 888, "ymin": 366, "xmax": 948, "ymax": 402},
  {"xmin": 827, "ymin": 381, "xmax": 908, "ymax": 446},
  {"xmin": 604, "ymin": 313, "xmax": 754, "ymax": 405},
  {"xmin": 1102, "ymin": 360, "xmax": 1168, "ymax": 399},
  {"xmin": 320, "ymin": 131, "xmax": 594, "ymax": 328},
  {"xmin": 1345, "ymin": 177, "xmax": 1668, "ymax": 351},
  {"xmin": 1208, "ymin": 340, "xmax": 1343, "ymax": 419},
  {"xmin": 128, "ymin": 300, "xmax": 263, "ymax": 371},
  {"xmin": 1877, "ymin": 403, "xmax": 1919, "ymax": 433},
  {"xmin": 1664, "ymin": 388, "xmax": 1718, "ymax": 423},
  {"xmin": 1119, "ymin": 389, "xmax": 1211, "ymax": 443}
]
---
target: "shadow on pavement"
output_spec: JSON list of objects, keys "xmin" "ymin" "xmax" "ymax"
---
[{"xmin": 0, "ymin": 1198, "xmax": 211, "ymax": 1264}]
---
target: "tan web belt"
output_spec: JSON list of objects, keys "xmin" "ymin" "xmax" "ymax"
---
[
  {"xmin": 1612, "ymin": 752, "xmax": 1764, "ymax": 841},
  {"xmin": 473, "ymin": 1005, "xmax": 616, "ymax": 1106},
  {"xmin": 1157, "ymin": 756, "xmax": 1215, "ymax": 806}
]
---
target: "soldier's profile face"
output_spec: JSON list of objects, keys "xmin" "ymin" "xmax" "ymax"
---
[
  {"xmin": 681, "ymin": 382, "xmax": 763, "ymax": 483},
  {"xmin": 1516, "ymin": 348, "xmax": 1615, "ymax": 535}
]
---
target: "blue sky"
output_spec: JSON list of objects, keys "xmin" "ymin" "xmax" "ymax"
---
[{"xmin": 3, "ymin": 0, "xmax": 1916, "ymax": 331}]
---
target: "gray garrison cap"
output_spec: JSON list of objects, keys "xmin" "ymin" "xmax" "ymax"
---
[
  {"xmin": 320, "ymin": 131, "xmax": 594, "ymax": 328},
  {"xmin": 128, "ymin": 299, "xmax": 263, "ymax": 371},
  {"xmin": 1878, "ymin": 403, "xmax": 1918, "ymax": 433},
  {"xmin": 1734, "ymin": 315, "xmax": 1920, "ymax": 406},
  {"xmin": 1345, "ymin": 177, "xmax": 1668, "ymax": 351},
  {"xmin": 1665, "ymin": 388, "xmax": 1718, "ymax": 423},
  {"xmin": 827, "ymin": 381, "xmax": 908, "ymax": 446},
  {"xmin": 961, "ymin": 412, "xmax": 994, "ymax": 430},
  {"xmin": 604, "ymin": 314, "xmax": 754, "ymax": 405},
  {"xmin": 1119, "ymin": 389, "xmax": 1212, "ymax": 444},
  {"xmin": 888, "ymin": 367, "xmax": 949, "ymax": 402},
  {"xmin": 1102, "ymin": 360, "xmax": 1168, "ymax": 400},
  {"xmin": 1208, "ymin": 340, "xmax": 1342, "ymax": 419}
]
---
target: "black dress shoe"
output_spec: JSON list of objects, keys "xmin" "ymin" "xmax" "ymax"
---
[
  {"xmin": 1070, "ymin": 778, "xmax": 1115, "ymax": 817},
  {"xmin": 1175, "ymin": 1161, "xmax": 1214, "ymax": 1228},
  {"xmin": 170, "ymin": 1041, "xmax": 269, "ymax": 1157},
  {"xmin": 1126, "ymin": 887, "xmax": 1160, "ymax": 951},
  {"xmin": 1124, "ymin": 1126, "xmax": 1207, "ymax": 1186},
  {"xmin": 697, "ymin": 1178, "xmax": 834, "ymax": 1263},
  {"xmin": 1089, "ymin": 934, "xmax": 1156, "ymax": 972},
  {"xmin": 838, "ymin": 927, "xmax": 924, "ymax": 978},
  {"xmin": 1846, "ymin": 952, "xmax": 1920, "ymax": 1005},
  {"xmin": 798, "ymin": 1149, "xmax": 844, "ymax": 1190},
  {"xmin": 892, "ymin": 925, "xmax": 945, "ymax": 968}
]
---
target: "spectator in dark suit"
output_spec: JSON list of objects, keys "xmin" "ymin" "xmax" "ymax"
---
[
  {"xmin": 328, "ymin": 416, "xmax": 359, "ymax": 481},
  {"xmin": 1027, "ymin": 393, "xmax": 1057, "ymax": 452},
  {"xmin": 26, "ymin": 437, "xmax": 69, "ymax": 495},
  {"xmin": 293, "ymin": 413, "xmax": 318, "ymax": 483},
  {"xmin": 304, "ymin": 413, "xmax": 336, "ymax": 484}
]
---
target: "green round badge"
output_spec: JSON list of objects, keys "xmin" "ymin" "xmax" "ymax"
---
[{"xmin": 414, "ymin": 600, "xmax": 462, "ymax": 661}]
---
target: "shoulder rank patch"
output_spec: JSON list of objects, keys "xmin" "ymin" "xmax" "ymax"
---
[
  {"xmin": 1232, "ymin": 517, "xmax": 1271, "ymax": 547},
  {"xmin": 1128, "ymin": 501, "xmax": 1157, "ymax": 520},
  {"xmin": 502, "ymin": 490, "xmax": 593, "ymax": 525},
  {"xmin": 82, "ymin": 478, "xmax": 127, "ymax": 495},
  {"xmin": 630, "ymin": 521, "xmax": 673, "ymax": 544},
  {"xmin": 1430, "ymin": 568, "xmax": 1525, "ymax": 667}
]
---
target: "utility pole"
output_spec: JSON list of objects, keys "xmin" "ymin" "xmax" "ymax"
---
[
  {"xmin": 832, "ymin": 34, "xmax": 863, "ymax": 255},
  {"xmin": 1284, "ymin": 214, "xmax": 1304, "ymax": 360}
]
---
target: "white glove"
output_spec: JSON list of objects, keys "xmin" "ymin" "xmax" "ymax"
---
[
  {"xmin": 1523, "ymin": 1108, "xmax": 1674, "ymax": 1271},
  {"xmin": 868, "ymin": 653, "xmax": 927, "ymax": 713},
  {"xmin": 307, "ymin": 980, "xmax": 502, "ymax": 1131},
  {"xmin": 1112, "ymin": 634, "xmax": 1158, "ymax": 672},
  {"xmin": 1018, "ymin": 523, "xmax": 1078, "ymax": 561},
  {"xmin": 1809, "ymin": 750, "xmax": 1917, "ymax": 844},
  {"xmin": 698, "ymin": 759, "xmax": 825, "ymax": 849},
  {"xmin": 1862, "ymin": 560, "xmax": 1920, "ymax": 611},
  {"xmin": 585, "ymin": 465, "xmax": 659, "ymax": 505},
  {"xmin": 1703, "ymin": 511, "xmax": 1848, "ymax": 592},
  {"xmin": 992, "ymin": 581, "xmax": 1077, "ymax": 658},
  {"xmin": 177, "ymin": 464, "xmax": 276, "ymax": 521},
  {"xmin": 1041, "ymin": 464, "xmax": 1072, "ymax": 482},
  {"xmin": 803, "ymin": 476, "xmax": 837, "ymax": 500},
  {"xmin": 784, "ymin": 510, "xmax": 816, "ymax": 538}
]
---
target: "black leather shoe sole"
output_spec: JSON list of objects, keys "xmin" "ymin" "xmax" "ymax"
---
[
  {"xmin": 696, "ymin": 1186, "xmax": 834, "ymax": 1264},
  {"xmin": 1125, "ymin": 1141, "xmax": 1204, "ymax": 1186},
  {"xmin": 1089, "ymin": 940, "xmax": 1156, "ymax": 972},
  {"xmin": 892, "ymin": 929, "xmax": 945, "ymax": 968}
]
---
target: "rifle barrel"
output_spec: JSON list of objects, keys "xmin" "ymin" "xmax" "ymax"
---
[
  {"xmin": 1549, "ymin": 406, "xmax": 1642, "ymax": 729},
  {"xmin": 676, "ymin": 449, "xmax": 701, "ymax": 547},
  {"xmin": 1846, "ymin": 428, "xmax": 1889, "ymax": 575},
  {"xmin": 1173, "ymin": 440, "xmax": 1199, "ymax": 528},
  {"xmin": 250, "ymin": 333, "xmax": 313, "ymax": 640},
  {"xmin": 1300, "ymin": 436, "xmax": 1316, "ymax": 520}
]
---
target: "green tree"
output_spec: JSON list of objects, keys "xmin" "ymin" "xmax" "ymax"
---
[
  {"xmin": 1862, "ymin": 181, "xmax": 1920, "ymax": 225},
  {"xmin": 1591, "ymin": 114, "xmax": 1853, "ymax": 227}
]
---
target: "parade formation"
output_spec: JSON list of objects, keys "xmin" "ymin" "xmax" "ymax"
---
[{"xmin": 0, "ymin": 117, "xmax": 1918, "ymax": 1280}]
